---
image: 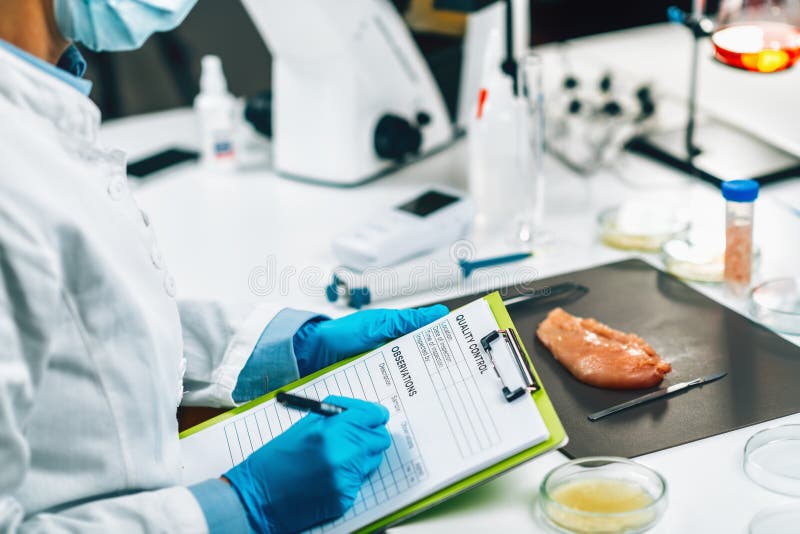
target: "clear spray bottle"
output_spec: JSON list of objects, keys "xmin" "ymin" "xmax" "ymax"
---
[
  {"xmin": 468, "ymin": 29, "xmax": 519, "ymax": 234},
  {"xmin": 194, "ymin": 55, "xmax": 237, "ymax": 170}
]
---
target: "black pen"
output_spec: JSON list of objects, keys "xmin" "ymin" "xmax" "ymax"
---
[{"xmin": 276, "ymin": 392, "xmax": 347, "ymax": 416}]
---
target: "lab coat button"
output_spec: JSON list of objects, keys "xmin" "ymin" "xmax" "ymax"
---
[
  {"xmin": 56, "ymin": 116, "xmax": 70, "ymax": 131},
  {"xmin": 107, "ymin": 175, "xmax": 127, "ymax": 200},
  {"xmin": 163, "ymin": 274, "xmax": 177, "ymax": 297},
  {"xmin": 151, "ymin": 245, "xmax": 164, "ymax": 270},
  {"xmin": 140, "ymin": 210, "xmax": 150, "ymax": 227}
]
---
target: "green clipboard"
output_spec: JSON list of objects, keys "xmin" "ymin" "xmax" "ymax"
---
[{"xmin": 180, "ymin": 292, "xmax": 567, "ymax": 533}]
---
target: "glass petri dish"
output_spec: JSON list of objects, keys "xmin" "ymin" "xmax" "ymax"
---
[
  {"xmin": 744, "ymin": 425, "xmax": 800, "ymax": 496},
  {"xmin": 750, "ymin": 502, "xmax": 800, "ymax": 534},
  {"xmin": 661, "ymin": 239, "xmax": 724, "ymax": 283},
  {"xmin": 539, "ymin": 457, "xmax": 668, "ymax": 533},
  {"xmin": 598, "ymin": 203, "xmax": 690, "ymax": 252},
  {"xmin": 749, "ymin": 278, "xmax": 800, "ymax": 335}
]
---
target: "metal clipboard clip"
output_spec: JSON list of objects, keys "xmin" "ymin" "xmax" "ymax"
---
[{"xmin": 481, "ymin": 328, "xmax": 540, "ymax": 402}]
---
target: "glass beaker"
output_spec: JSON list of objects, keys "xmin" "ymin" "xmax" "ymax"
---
[
  {"xmin": 711, "ymin": 0, "xmax": 800, "ymax": 72},
  {"xmin": 510, "ymin": 52, "xmax": 547, "ymax": 246}
]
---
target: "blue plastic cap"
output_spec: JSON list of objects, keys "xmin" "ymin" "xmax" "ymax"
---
[
  {"xmin": 722, "ymin": 179, "xmax": 759, "ymax": 202},
  {"xmin": 325, "ymin": 283, "xmax": 339, "ymax": 303},
  {"xmin": 325, "ymin": 273, "xmax": 343, "ymax": 303},
  {"xmin": 667, "ymin": 6, "xmax": 685, "ymax": 24},
  {"xmin": 348, "ymin": 287, "xmax": 371, "ymax": 309}
]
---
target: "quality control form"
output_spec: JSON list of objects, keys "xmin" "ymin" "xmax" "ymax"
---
[{"xmin": 180, "ymin": 298, "xmax": 551, "ymax": 534}]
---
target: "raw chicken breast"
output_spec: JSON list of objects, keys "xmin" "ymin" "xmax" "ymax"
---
[{"xmin": 536, "ymin": 308, "xmax": 672, "ymax": 389}]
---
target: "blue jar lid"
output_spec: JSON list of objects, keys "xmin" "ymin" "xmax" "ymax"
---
[{"xmin": 722, "ymin": 179, "xmax": 759, "ymax": 202}]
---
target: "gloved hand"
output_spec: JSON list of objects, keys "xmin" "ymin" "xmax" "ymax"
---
[
  {"xmin": 293, "ymin": 305, "xmax": 448, "ymax": 376},
  {"xmin": 224, "ymin": 396, "xmax": 391, "ymax": 534}
]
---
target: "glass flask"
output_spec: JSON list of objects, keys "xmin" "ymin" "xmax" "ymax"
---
[
  {"xmin": 511, "ymin": 52, "xmax": 547, "ymax": 246},
  {"xmin": 712, "ymin": 0, "xmax": 800, "ymax": 73}
]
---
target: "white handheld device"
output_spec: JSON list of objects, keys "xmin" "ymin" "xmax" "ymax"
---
[{"xmin": 332, "ymin": 187, "xmax": 474, "ymax": 271}]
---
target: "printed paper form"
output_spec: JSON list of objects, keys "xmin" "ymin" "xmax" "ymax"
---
[{"xmin": 180, "ymin": 298, "xmax": 549, "ymax": 533}]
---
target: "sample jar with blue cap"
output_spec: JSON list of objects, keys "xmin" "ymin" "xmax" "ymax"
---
[{"xmin": 722, "ymin": 179, "xmax": 759, "ymax": 294}]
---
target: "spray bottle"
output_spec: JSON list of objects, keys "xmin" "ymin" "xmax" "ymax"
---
[
  {"xmin": 194, "ymin": 55, "xmax": 238, "ymax": 169},
  {"xmin": 468, "ymin": 29, "xmax": 520, "ymax": 233}
]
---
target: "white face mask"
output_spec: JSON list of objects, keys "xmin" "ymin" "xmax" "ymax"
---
[{"xmin": 53, "ymin": 0, "xmax": 199, "ymax": 52}]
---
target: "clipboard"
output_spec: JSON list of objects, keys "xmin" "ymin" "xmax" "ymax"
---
[{"xmin": 180, "ymin": 292, "xmax": 566, "ymax": 533}]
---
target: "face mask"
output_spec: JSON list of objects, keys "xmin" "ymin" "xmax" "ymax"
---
[{"xmin": 53, "ymin": 0, "xmax": 198, "ymax": 52}]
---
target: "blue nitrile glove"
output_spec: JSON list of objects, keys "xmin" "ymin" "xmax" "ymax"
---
[
  {"xmin": 293, "ymin": 305, "xmax": 448, "ymax": 376},
  {"xmin": 224, "ymin": 396, "xmax": 391, "ymax": 534}
]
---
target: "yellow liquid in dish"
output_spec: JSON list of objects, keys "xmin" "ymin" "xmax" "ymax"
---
[
  {"xmin": 551, "ymin": 479, "xmax": 654, "ymax": 513},
  {"xmin": 544, "ymin": 479, "xmax": 657, "ymax": 533}
]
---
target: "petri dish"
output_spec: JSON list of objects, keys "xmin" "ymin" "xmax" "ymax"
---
[
  {"xmin": 750, "ymin": 502, "xmax": 800, "ymax": 534},
  {"xmin": 749, "ymin": 278, "xmax": 800, "ymax": 335},
  {"xmin": 744, "ymin": 424, "xmax": 800, "ymax": 496},
  {"xmin": 598, "ymin": 203, "xmax": 690, "ymax": 252},
  {"xmin": 661, "ymin": 239, "xmax": 724, "ymax": 283},
  {"xmin": 539, "ymin": 457, "xmax": 668, "ymax": 533}
]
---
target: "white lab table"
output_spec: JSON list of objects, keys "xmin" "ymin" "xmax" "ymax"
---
[{"xmin": 101, "ymin": 24, "xmax": 800, "ymax": 534}]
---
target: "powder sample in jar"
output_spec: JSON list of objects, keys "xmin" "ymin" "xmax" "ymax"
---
[
  {"xmin": 721, "ymin": 180, "xmax": 759, "ymax": 295},
  {"xmin": 725, "ymin": 223, "xmax": 753, "ymax": 288}
]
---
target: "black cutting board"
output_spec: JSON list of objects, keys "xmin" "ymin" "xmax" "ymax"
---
[{"xmin": 436, "ymin": 259, "xmax": 800, "ymax": 459}]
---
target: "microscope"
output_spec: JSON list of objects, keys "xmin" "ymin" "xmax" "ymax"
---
[{"xmin": 241, "ymin": 0, "xmax": 529, "ymax": 186}]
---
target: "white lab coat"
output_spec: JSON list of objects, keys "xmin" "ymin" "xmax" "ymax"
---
[{"xmin": 0, "ymin": 46, "xmax": 281, "ymax": 531}]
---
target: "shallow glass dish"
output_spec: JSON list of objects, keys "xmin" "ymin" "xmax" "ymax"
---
[
  {"xmin": 750, "ymin": 502, "xmax": 800, "ymax": 534},
  {"xmin": 661, "ymin": 239, "xmax": 724, "ymax": 283},
  {"xmin": 744, "ymin": 424, "xmax": 800, "ymax": 496},
  {"xmin": 598, "ymin": 204, "xmax": 690, "ymax": 252},
  {"xmin": 749, "ymin": 278, "xmax": 800, "ymax": 335},
  {"xmin": 539, "ymin": 457, "xmax": 668, "ymax": 533}
]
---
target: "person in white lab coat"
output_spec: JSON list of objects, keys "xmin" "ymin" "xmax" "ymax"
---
[{"xmin": 0, "ymin": 1, "xmax": 448, "ymax": 532}]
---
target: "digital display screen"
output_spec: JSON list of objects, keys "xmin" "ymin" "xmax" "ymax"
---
[{"xmin": 397, "ymin": 190, "xmax": 459, "ymax": 217}]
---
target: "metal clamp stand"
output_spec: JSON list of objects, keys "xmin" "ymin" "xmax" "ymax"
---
[
  {"xmin": 626, "ymin": 7, "xmax": 800, "ymax": 186},
  {"xmin": 681, "ymin": 9, "xmax": 714, "ymax": 163}
]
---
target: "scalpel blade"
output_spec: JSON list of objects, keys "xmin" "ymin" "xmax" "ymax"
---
[{"xmin": 588, "ymin": 372, "xmax": 727, "ymax": 422}]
